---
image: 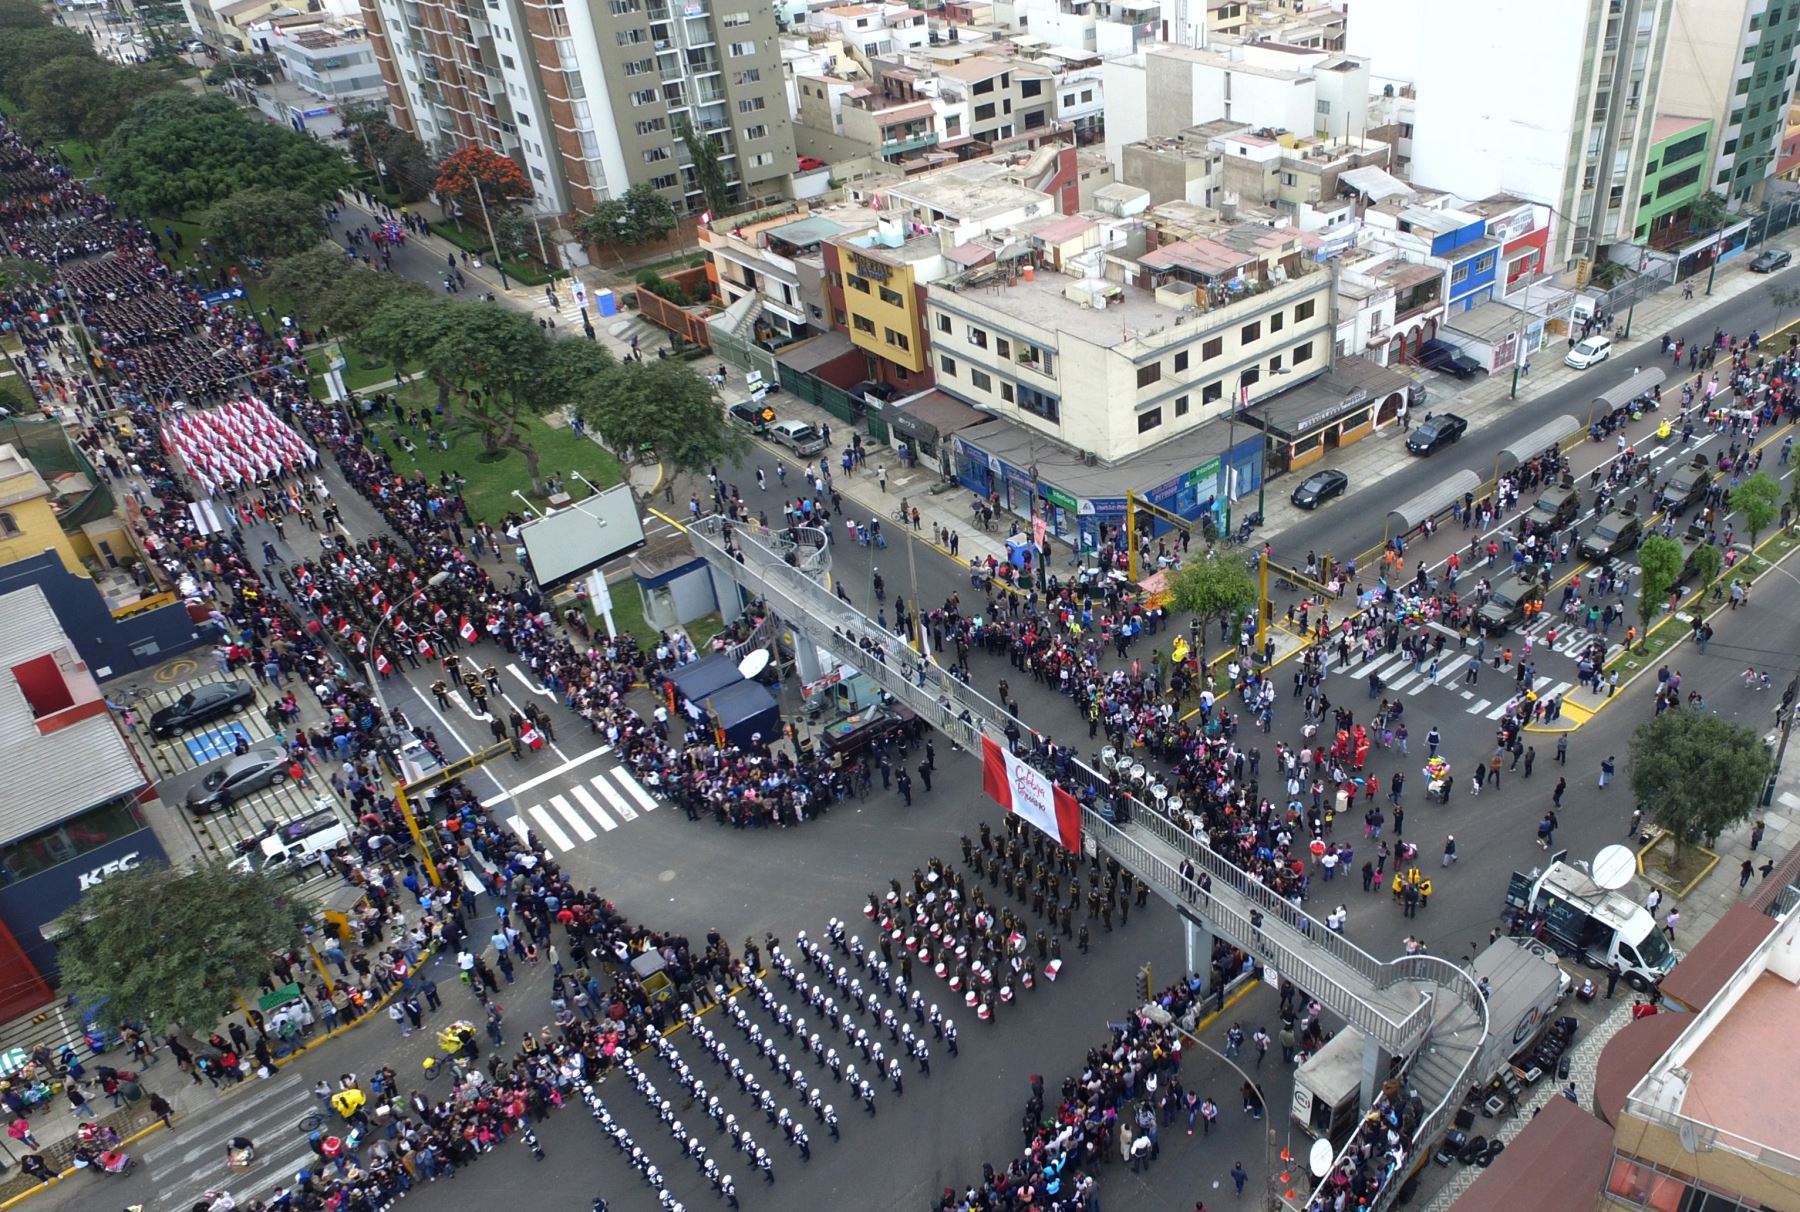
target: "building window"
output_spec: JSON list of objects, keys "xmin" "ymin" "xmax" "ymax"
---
[
  {"xmin": 996, "ymin": 337, "xmax": 1010, "ymax": 359},
  {"xmin": 1001, "ymin": 382, "xmax": 1014, "ymax": 402},
  {"xmin": 1294, "ymin": 340, "xmax": 1314, "ymax": 364},
  {"xmin": 743, "ymin": 124, "xmax": 768, "ymax": 140},
  {"xmin": 879, "ymin": 286, "xmax": 904, "ymax": 307},
  {"xmin": 1174, "ymin": 394, "xmax": 1190, "ymax": 417},
  {"xmin": 1174, "ymin": 350, "xmax": 1189, "ymax": 372},
  {"xmin": 853, "ymin": 314, "xmax": 876, "ymax": 334},
  {"xmin": 847, "ymin": 274, "xmax": 870, "ymax": 293},
  {"xmin": 1018, "ymin": 384, "xmax": 1059, "ymax": 421},
  {"xmin": 1295, "ymin": 300, "xmax": 1316, "ymax": 321},
  {"xmin": 940, "ymin": 355, "xmax": 957, "ymax": 376},
  {"xmin": 1475, "ymin": 253, "xmax": 1496, "ymax": 273},
  {"xmin": 885, "ymin": 328, "xmax": 910, "ymax": 351},
  {"xmin": 1137, "ymin": 408, "xmax": 1162, "ymax": 434},
  {"xmin": 1202, "ymin": 382, "xmax": 1222, "ymax": 405},
  {"xmin": 1203, "ymin": 336, "xmax": 1223, "ymax": 359},
  {"xmin": 970, "ymin": 368, "xmax": 992, "ymax": 391},
  {"xmin": 1137, "ymin": 363, "xmax": 1162, "ymax": 388},
  {"xmin": 737, "ymin": 97, "xmax": 765, "ymax": 113},
  {"xmin": 1451, "ymin": 263, "xmax": 1470, "ymax": 286},
  {"xmin": 968, "ymin": 326, "xmax": 988, "ymax": 349},
  {"xmin": 936, "ymin": 313, "xmax": 951, "ymax": 333},
  {"xmin": 1270, "ymin": 311, "xmax": 1285, "ymax": 333},
  {"xmin": 0, "ymin": 512, "xmax": 16, "ymax": 537},
  {"xmin": 1240, "ymin": 320, "xmax": 1261, "ymax": 344}
]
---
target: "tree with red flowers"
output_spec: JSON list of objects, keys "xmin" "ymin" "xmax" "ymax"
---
[{"xmin": 433, "ymin": 145, "xmax": 532, "ymax": 218}]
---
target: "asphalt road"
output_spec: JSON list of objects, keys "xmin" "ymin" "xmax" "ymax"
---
[
  {"xmin": 1274, "ymin": 269, "xmax": 1800, "ymax": 565},
  {"xmin": 181, "ymin": 226, "xmax": 1800, "ymax": 1211}
]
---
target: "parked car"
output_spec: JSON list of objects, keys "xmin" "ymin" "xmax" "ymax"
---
[
  {"xmin": 1405, "ymin": 412, "xmax": 1468, "ymax": 456},
  {"xmin": 149, "ymin": 680, "xmax": 256, "ymax": 738},
  {"xmin": 768, "ymin": 419, "xmax": 826, "ymax": 456},
  {"xmin": 1564, "ymin": 335, "xmax": 1613, "ymax": 369},
  {"xmin": 185, "ymin": 744, "xmax": 291, "ymax": 813},
  {"xmin": 1751, "ymin": 249, "xmax": 1792, "ymax": 273},
  {"xmin": 728, "ymin": 401, "xmax": 776, "ymax": 435},
  {"xmin": 1417, "ymin": 339, "xmax": 1482, "ymax": 379},
  {"xmin": 1579, "ymin": 509, "xmax": 1641, "ymax": 561},
  {"xmin": 1289, "ymin": 469, "xmax": 1349, "ymax": 510},
  {"xmin": 1476, "ymin": 571, "xmax": 1547, "ymax": 634}
]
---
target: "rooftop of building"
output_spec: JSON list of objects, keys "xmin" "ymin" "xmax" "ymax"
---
[
  {"xmin": 875, "ymin": 159, "xmax": 1055, "ymax": 223},
  {"xmin": 287, "ymin": 26, "xmax": 366, "ymax": 49},
  {"xmin": 935, "ymin": 55, "xmax": 1014, "ymax": 82},
  {"xmin": 1143, "ymin": 42, "xmax": 1308, "ymax": 81},
  {"xmin": 1443, "ymin": 297, "xmax": 1532, "ymax": 340},
  {"xmin": 0, "ymin": 585, "xmax": 145, "ymax": 841},
  {"xmin": 1626, "ymin": 906, "xmax": 1800, "ymax": 1163},
  {"xmin": 1651, "ymin": 113, "xmax": 1710, "ymax": 144},
  {"xmin": 0, "ymin": 443, "xmax": 52, "ymax": 510}
]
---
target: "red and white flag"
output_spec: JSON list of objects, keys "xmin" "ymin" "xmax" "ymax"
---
[
  {"xmin": 355, "ymin": 632, "xmax": 368, "ymax": 654},
  {"xmin": 980, "ymin": 737, "xmax": 1081, "ymax": 852},
  {"xmin": 375, "ymin": 652, "xmax": 392, "ymax": 675},
  {"xmin": 459, "ymin": 617, "xmax": 477, "ymax": 643},
  {"xmin": 418, "ymin": 638, "xmax": 435, "ymax": 659}
]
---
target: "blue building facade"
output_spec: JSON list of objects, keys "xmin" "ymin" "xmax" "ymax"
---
[{"xmin": 1432, "ymin": 217, "xmax": 1498, "ymax": 313}]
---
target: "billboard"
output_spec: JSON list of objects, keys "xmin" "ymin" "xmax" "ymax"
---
[{"xmin": 518, "ymin": 483, "xmax": 648, "ymax": 587}]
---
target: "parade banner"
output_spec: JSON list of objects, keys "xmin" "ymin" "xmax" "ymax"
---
[{"xmin": 980, "ymin": 737, "xmax": 1082, "ymax": 852}]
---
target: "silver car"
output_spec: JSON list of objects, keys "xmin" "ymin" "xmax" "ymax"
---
[{"xmin": 185, "ymin": 745, "xmax": 291, "ymax": 814}]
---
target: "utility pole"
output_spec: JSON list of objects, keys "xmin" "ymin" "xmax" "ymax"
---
[{"xmin": 471, "ymin": 173, "xmax": 511, "ymax": 291}]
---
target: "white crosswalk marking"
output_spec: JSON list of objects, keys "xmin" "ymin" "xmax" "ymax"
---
[
  {"xmin": 526, "ymin": 804, "xmax": 574, "ymax": 850},
  {"xmin": 611, "ymin": 767, "xmax": 659, "ymax": 812},
  {"xmin": 569, "ymin": 784, "xmax": 619, "ymax": 831},
  {"xmin": 1384, "ymin": 668, "xmax": 1422, "ymax": 693},
  {"xmin": 548, "ymin": 793, "xmax": 597, "ymax": 841},
  {"xmin": 1467, "ymin": 698, "xmax": 1492, "ymax": 715},
  {"xmin": 591, "ymin": 772, "xmax": 639, "ymax": 823}
]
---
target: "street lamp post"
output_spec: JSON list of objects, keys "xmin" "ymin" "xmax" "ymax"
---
[{"xmin": 1172, "ymin": 1019, "xmax": 1282, "ymax": 1210}]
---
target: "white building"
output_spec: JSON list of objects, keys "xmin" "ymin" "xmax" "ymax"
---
[
  {"xmin": 806, "ymin": 3, "xmax": 930, "ymax": 71},
  {"xmin": 924, "ymin": 230, "xmax": 1333, "ymax": 462},
  {"xmin": 1101, "ymin": 42, "xmax": 1369, "ymax": 172},
  {"xmin": 1346, "ymin": 0, "xmax": 1674, "ymax": 266},
  {"xmin": 265, "ymin": 24, "xmax": 385, "ymax": 106}
]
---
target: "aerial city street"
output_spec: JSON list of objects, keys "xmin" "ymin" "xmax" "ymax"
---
[{"xmin": 0, "ymin": 1, "xmax": 1798, "ymax": 1212}]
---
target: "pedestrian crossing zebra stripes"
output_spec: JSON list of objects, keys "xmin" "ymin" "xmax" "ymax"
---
[
  {"xmin": 1338, "ymin": 645, "xmax": 1572, "ymax": 720},
  {"xmin": 506, "ymin": 766, "xmax": 661, "ymax": 852}
]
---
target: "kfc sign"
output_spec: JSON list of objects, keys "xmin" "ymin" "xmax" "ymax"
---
[{"xmin": 78, "ymin": 851, "xmax": 142, "ymax": 891}]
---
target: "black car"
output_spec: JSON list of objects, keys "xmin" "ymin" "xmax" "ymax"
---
[
  {"xmin": 149, "ymin": 680, "xmax": 256, "ymax": 738},
  {"xmin": 1417, "ymin": 339, "xmax": 1482, "ymax": 379},
  {"xmin": 1290, "ymin": 469, "xmax": 1349, "ymax": 510},
  {"xmin": 1406, "ymin": 412, "xmax": 1468, "ymax": 456},
  {"xmin": 1751, "ymin": 249, "xmax": 1792, "ymax": 273},
  {"xmin": 185, "ymin": 744, "xmax": 290, "ymax": 813}
]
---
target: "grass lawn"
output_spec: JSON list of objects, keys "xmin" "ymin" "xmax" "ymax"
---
[
  {"xmin": 583, "ymin": 598, "xmax": 721, "ymax": 650},
  {"xmin": 365, "ymin": 380, "xmax": 622, "ymax": 525},
  {"xmin": 434, "ymin": 220, "xmax": 562, "ymax": 288},
  {"xmin": 306, "ymin": 345, "xmax": 395, "ymax": 394}
]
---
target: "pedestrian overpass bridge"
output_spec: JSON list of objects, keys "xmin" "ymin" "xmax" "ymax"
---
[{"xmin": 687, "ymin": 515, "xmax": 1487, "ymax": 1210}]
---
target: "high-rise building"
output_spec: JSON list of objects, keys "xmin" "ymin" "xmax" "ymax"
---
[
  {"xmin": 1660, "ymin": 0, "xmax": 1800, "ymax": 206},
  {"xmin": 359, "ymin": 0, "xmax": 794, "ymax": 216},
  {"xmin": 1348, "ymin": 0, "xmax": 1675, "ymax": 267}
]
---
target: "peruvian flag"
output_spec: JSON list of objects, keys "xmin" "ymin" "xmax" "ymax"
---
[
  {"xmin": 338, "ymin": 619, "xmax": 353, "ymax": 637},
  {"xmin": 417, "ymin": 637, "xmax": 435, "ymax": 659},
  {"xmin": 375, "ymin": 652, "xmax": 392, "ymax": 675},
  {"xmin": 980, "ymin": 736, "xmax": 1082, "ymax": 853},
  {"xmin": 459, "ymin": 617, "xmax": 477, "ymax": 643},
  {"xmin": 355, "ymin": 632, "xmax": 368, "ymax": 654}
]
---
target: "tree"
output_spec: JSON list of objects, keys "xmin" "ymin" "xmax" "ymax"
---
[
  {"xmin": 492, "ymin": 211, "xmax": 538, "ymax": 263},
  {"xmin": 18, "ymin": 56, "xmax": 171, "ymax": 144},
  {"xmin": 575, "ymin": 356, "xmax": 743, "ymax": 475},
  {"xmin": 0, "ymin": 26, "xmax": 93, "ymax": 89},
  {"xmin": 53, "ymin": 861, "xmax": 310, "ymax": 1033},
  {"xmin": 338, "ymin": 102, "xmax": 433, "ymax": 202},
  {"xmin": 1688, "ymin": 190, "xmax": 1730, "ymax": 233},
  {"xmin": 1166, "ymin": 550, "xmax": 1259, "ymax": 651},
  {"xmin": 1634, "ymin": 533, "xmax": 1683, "ymax": 646},
  {"xmin": 1769, "ymin": 283, "xmax": 1800, "ymax": 313},
  {"xmin": 433, "ymin": 145, "xmax": 531, "ymax": 221},
  {"xmin": 201, "ymin": 188, "xmax": 330, "ymax": 261},
  {"xmin": 1629, "ymin": 711, "xmax": 1771, "ymax": 856},
  {"xmin": 360, "ymin": 292, "xmax": 461, "ymax": 407},
  {"xmin": 268, "ymin": 249, "xmax": 427, "ymax": 339},
  {"xmin": 0, "ymin": 257, "xmax": 51, "ymax": 293},
  {"xmin": 1731, "ymin": 471, "xmax": 1781, "ymax": 546},
  {"xmin": 579, "ymin": 182, "xmax": 679, "ymax": 261},
  {"xmin": 102, "ymin": 93, "xmax": 350, "ymax": 216},
  {"xmin": 676, "ymin": 116, "xmax": 733, "ymax": 219}
]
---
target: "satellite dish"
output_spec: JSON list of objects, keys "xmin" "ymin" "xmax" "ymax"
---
[
  {"xmin": 1678, "ymin": 1120, "xmax": 1702, "ymax": 1153},
  {"xmin": 1309, "ymin": 1137, "xmax": 1334, "ymax": 1177},
  {"xmin": 1591, "ymin": 844, "xmax": 1636, "ymax": 891},
  {"xmin": 738, "ymin": 649, "xmax": 771, "ymax": 679}
]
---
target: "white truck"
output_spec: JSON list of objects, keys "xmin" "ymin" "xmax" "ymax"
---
[
  {"xmin": 1290, "ymin": 937, "xmax": 1569, "ymax": 1150},
  {"xmin": 1502, "ymin": 858, "xmax": 1676, "ymax": 990}
]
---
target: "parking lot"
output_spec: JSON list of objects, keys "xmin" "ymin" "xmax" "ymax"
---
[{"xmin": 125, "ymin": 674, "xmax": 355, "ymax": 887}]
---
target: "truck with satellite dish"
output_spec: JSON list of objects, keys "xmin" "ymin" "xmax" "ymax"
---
[{"xmin": 1502, "ymin": 848, "xmax": 1676, "ymax": 991}]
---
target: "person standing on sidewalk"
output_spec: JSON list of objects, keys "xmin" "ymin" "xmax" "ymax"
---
[{"xmin": 149, "ymin": 1091, "xmax": 175, "ymax": 1129}]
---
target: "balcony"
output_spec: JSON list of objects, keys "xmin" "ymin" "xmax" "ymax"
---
[{"xmin": 880, "ymin": 129, "xmax": 939, "ymax": 156}]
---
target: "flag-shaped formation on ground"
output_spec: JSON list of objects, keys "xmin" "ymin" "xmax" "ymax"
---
[{"xmin": 160, "ymin": 397, "xmax": 318, "ymax": 497}]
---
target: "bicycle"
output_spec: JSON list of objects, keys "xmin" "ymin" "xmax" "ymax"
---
[{"xmin": 296, "ymin": 1111, "xmax": 324, "ymax": 1134}]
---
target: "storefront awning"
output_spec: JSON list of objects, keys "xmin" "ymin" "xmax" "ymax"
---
[
  {"xmin": 886, "ymin": 389, "xmax": 990, "ymax": 447},
  {"xmin": 1244, "ymin": 358, "xmax": 1421, "ymax": 442}
]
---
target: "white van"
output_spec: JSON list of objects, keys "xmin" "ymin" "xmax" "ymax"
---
[{"xmin": 230, "ymin": 804, "xmax": 350, "ymax": 876}]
